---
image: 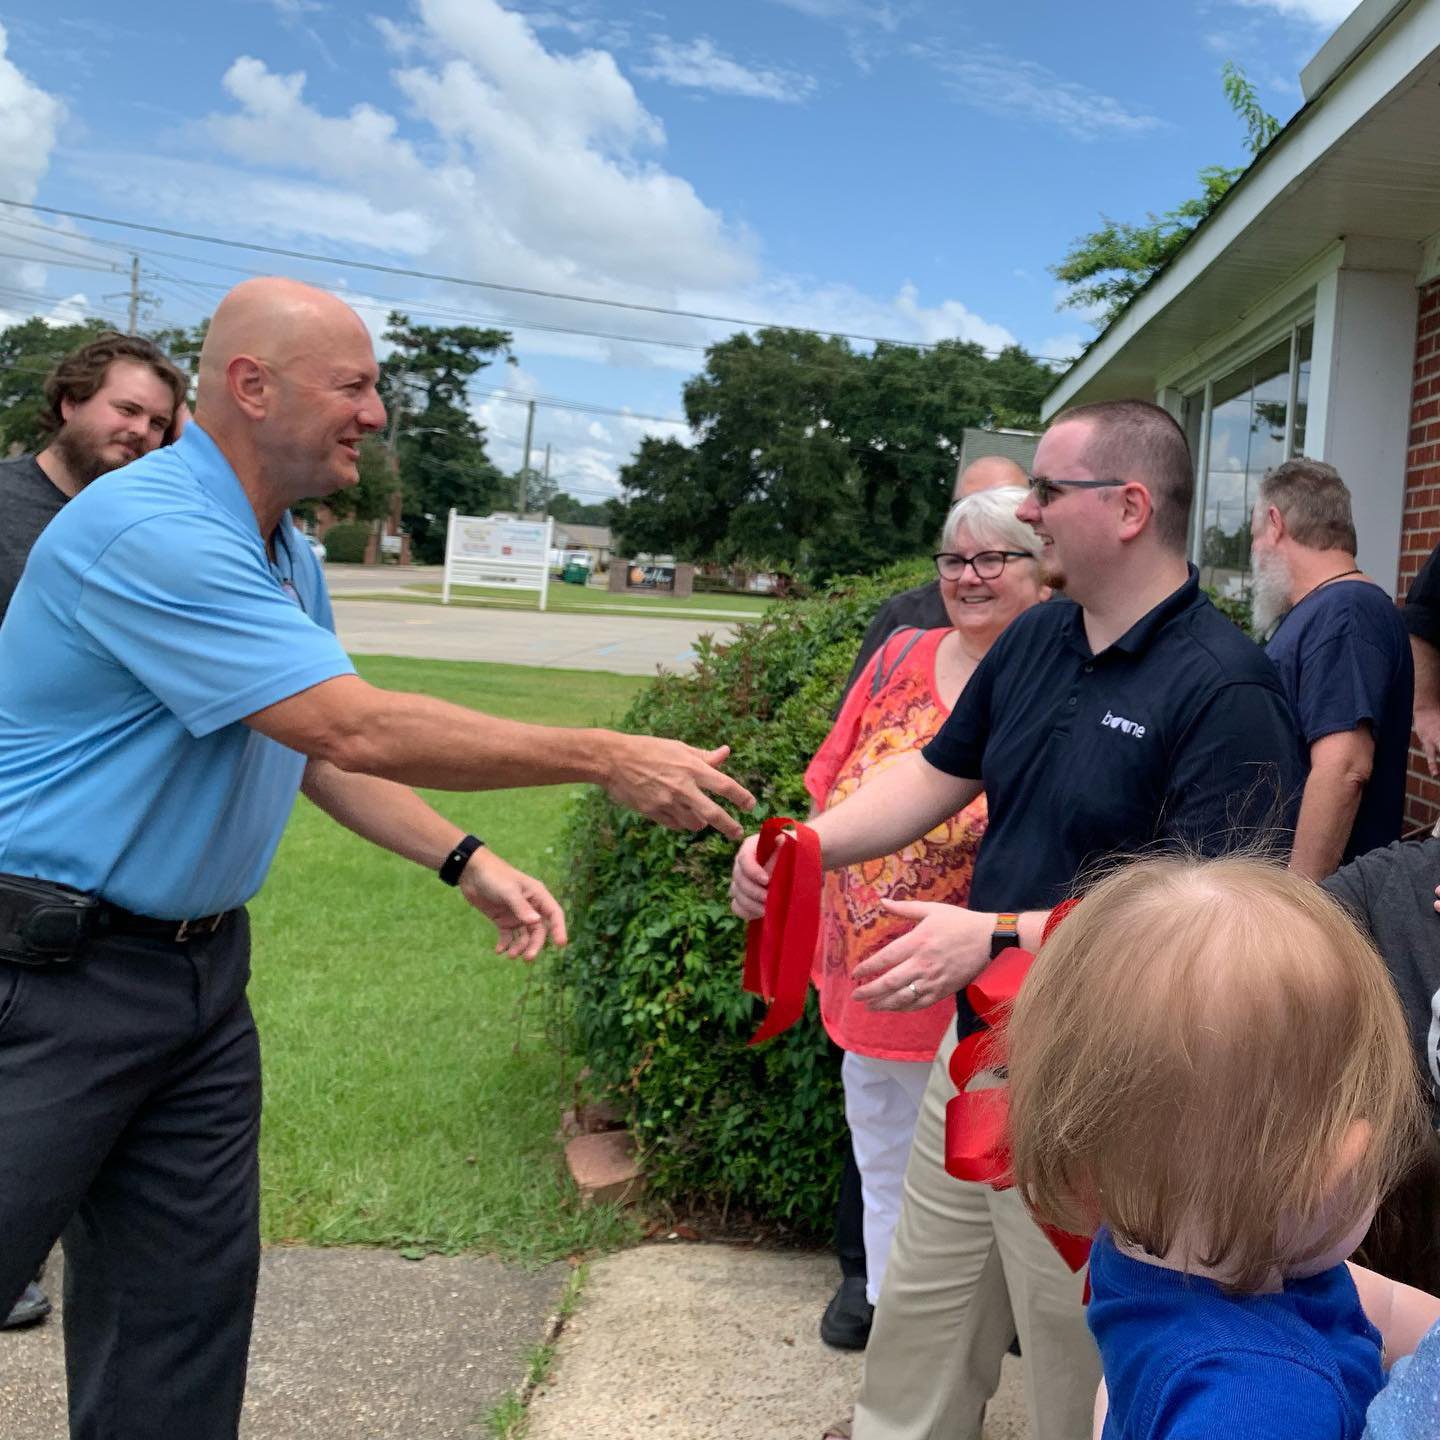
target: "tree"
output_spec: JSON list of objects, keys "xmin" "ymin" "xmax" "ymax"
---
[
  {"xmin": 548, "ymin": 493, "xmax": 612, "ymax": 525},
  {"xmin": 609, "ymin": 326, "xmax": 1056, "ymax": 582},
  {"xmin": 380, "ymin": 313, "xmax": 512, "ymax": 564},
  {"xmin": 149, "ymin": 319, "xmax": 208, "ymax": 393},
  {"xmin": 1053, "ymin": 63, "xmax": 1281, "ymax": 325}
]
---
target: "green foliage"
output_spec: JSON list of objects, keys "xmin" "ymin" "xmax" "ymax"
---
[
  {"xmin": 550, "ymin": 559, "xmax": 932, "ymax": 1231},
  {"xmin": 547, "ymin": 493, "xmax": 612, "ymax": 525},
  {"xmin": 609, "ymin": 327, "xmax": 1051, "ymax": 584},
  {"xmin": 1204, "ymin": 584, "xmax": 1255, "ymax": 637},
  {"xmin": 1052, "ymin": 63, "xmax": 1281, "ymax": 326},
  {"xmin": 382, "ymin": 312, "xmax": 512, "ymax": 563},
  {"xmin": 323, "ymin": 520, "xmax": 372, "ymax": 563}
]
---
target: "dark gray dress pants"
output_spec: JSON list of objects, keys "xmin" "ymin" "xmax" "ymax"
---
[{"xmin": 0, "ymin": 910, "xmax": 261, "ymax": 1440}]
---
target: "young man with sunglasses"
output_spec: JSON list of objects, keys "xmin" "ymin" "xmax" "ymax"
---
[{"xmin": 733, "ymin": 399, "xmax": 1305, "ymax": 1440}]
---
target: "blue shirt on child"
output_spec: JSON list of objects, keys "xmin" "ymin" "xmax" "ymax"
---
[{"xmin": 1088, "ymin": 1229, "xmax": 1385, "ymax": 1439}]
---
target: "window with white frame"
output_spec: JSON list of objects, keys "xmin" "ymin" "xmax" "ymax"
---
[{"xmin": 1187, "ymin": 321, "xmax": 1314, "ymax": 599}]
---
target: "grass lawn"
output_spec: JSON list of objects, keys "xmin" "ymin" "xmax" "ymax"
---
[
  {"xmin": 350, "ymin": 581, "xmax": 776, "ymax": 619},
  {"xmin": 249, "ymin": 655, "xmax": 646, "ymax": 1263}
]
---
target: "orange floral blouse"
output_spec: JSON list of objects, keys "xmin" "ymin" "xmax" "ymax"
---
[{"xmin": 803, "ymin": 627, "xmax": 987, "ymax": 1061}]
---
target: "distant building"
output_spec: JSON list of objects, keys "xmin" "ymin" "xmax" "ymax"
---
[
  {"xmin": 553, "ymin": 522, "xmax": 613, "ymax": 568},
  {"xmin": 953, "ymin": 427, "xmax": 1040, "ymax": 498}
]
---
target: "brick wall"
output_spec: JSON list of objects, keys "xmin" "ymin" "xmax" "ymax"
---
[{"xmin": 1398, "ymin": 278, "xmax": 1440, "ymax": 833}]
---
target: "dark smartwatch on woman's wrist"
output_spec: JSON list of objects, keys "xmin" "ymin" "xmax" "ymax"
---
[
  {"xmin": 990, "ymin": 912, "xmax": 1020, "ymax": 959},
  {"xmin": 439, "ymin": 834, "xmax": 485, "ymax": 886}
]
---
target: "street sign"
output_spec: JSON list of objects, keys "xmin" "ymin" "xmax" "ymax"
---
[{"xmin": 441, "ymin": 512, "xmax": 554, "ymax": 611}]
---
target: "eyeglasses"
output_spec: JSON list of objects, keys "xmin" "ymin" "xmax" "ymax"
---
[
  {"xmin": 1026, "ymin": 476, "xmax": 1126, "ymax": 507},
  {"xmin": 932, "ymin": 549, "xmax": 1034, "ymax": 581}
]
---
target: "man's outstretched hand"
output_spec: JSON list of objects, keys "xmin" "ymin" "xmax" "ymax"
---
[
  {"xmin": 604, "ymin": 736, "xmax": 756, "ymax": 841},
  {"xmin": 458, "ymin": 847, "xmax": 568, "ymax": 960}
]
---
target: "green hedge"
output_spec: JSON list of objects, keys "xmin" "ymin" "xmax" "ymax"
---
[
  {"xmin": 551, "ymin": 559, "xmax": 931, "ymax": 1232},
  {"xmin": 323, "ymin": 521, "xmax": 371, "ymax": 564}
]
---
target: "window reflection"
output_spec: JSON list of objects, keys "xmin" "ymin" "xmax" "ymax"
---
[{"xmin": 1197, "ymin": 337, "xmax": 1293, "ymax": 598}]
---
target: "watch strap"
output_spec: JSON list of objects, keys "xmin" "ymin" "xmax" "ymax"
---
[
  {"xmin": 990, "ymin": 911, "xmax": 1020, "ymax": 960},
  {"xmin": 439, "ymin": 834, "xmax": 485, "ymax": 886}
]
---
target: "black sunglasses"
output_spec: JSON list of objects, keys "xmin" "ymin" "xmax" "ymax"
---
[{"xmin": 1026, "ymin": 476, "xmax": 1126, "ymax": 507}]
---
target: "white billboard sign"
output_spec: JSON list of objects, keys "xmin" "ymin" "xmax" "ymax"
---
[{"xmin": 442, "ymin": 511, "xmax": 554, "ymax": 611}]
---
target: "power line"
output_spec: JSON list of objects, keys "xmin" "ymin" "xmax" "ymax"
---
[{"xmin": 0, "ymin": 196, "xmax": 1079, "ymax": 364}]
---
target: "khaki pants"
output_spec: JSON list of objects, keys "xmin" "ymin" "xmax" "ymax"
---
[{"xmin": 852, "ymin": 1026, "xmax": 1099, "ymax": 1440}]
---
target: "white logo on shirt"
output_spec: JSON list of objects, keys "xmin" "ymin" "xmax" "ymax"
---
[{"xmin": 1101, "ymin": 709, "xmax": 1147, "ymax": 739}]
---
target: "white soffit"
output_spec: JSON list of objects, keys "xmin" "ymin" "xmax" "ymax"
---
[{"xmin": 1043, "ymin": 0, "xmax": 1440, "ymax": 418}]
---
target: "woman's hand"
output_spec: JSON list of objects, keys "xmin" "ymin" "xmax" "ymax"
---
[
  {"xmin": 850, "ymin": 900, "xmax": 996, "ymax": 1010},
  {"xmin": 730, "ymin": 832, "xmax": 781, "ymax": 919}
]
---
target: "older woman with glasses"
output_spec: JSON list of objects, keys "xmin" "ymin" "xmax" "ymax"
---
[{"xmin": 805, "ymin": 486, "xmax": 1050, "ymax": 1343}]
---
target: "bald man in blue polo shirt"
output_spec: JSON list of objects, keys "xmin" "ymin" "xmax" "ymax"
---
[{"xmin": 0, "ymin": 278, "xmax": 754, "ymax": 1440}]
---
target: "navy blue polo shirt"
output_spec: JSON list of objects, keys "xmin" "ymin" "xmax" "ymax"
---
[
  {"xmin": 922, "ymin": 568, "xmax": 1306, "ymax": 917},
  {"xmin": 1265, "ymin": 580, "xmax": 1411, "ymax": 865}
]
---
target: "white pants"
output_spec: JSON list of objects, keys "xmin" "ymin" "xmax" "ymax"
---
[{"xmin": 841, "ymin": 1050, "xmax": 933, "ymax": 1305}]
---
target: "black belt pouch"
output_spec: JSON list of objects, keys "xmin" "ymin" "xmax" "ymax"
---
[{"xmin": 0, "ymin": 873, "xmax": 101, "ymax": 965}]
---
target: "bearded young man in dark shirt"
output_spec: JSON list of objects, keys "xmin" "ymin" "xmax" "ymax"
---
[
  {"xmin": 0, "ymin": 332, "xmax": 186, "ymax": 628},
  {"xmin": 0, "ymin": 331, "xmax": 185, "ymax": 1328}
]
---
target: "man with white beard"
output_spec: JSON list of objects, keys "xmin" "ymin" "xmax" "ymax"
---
[{"xmin": 1250, "ymin": 458, "xmax": 1412, "ymax": 879}]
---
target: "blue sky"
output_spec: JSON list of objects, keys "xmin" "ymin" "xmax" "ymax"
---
[{"xmin": 0, "ymin": 0, "xmax": 1359, "ymax": 500}]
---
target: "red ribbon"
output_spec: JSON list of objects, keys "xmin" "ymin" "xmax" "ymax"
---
[
  {"xmin": 742, "ymin": 818, "xmax": 823, "ymax": 1046},
  {"xmin": 944, "ymin": 902, "xmax": 1092, "ymax": 1277}
]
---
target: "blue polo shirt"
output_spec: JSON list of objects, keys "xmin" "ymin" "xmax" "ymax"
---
[
  {"xmin": 0, "ymin": 422, "xmax": 354, "ymax": 919},
  {"xmin": 923, "ymin": 568, "xmax": 1306, "ymax": 919}
]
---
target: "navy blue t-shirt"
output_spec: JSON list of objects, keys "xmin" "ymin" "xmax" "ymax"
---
[
  {"xmin": 1088, "ymin": 1231, "xmax": 1385, "ymax": 1439},
  {"xmin": 922, "ymin": 568, "xmax": 1306, "ymax": 917},
  {"xmin": 1265, "ymin": 580, "xmax": 1413, "ymax": 865}
]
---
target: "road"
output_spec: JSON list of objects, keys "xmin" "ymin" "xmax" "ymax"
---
[{"xmin": 324, "ymin": 566, "xmax": 741, "ymax": 674}]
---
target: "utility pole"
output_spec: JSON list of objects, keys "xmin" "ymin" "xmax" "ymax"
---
[
  {"xmin": 127, "ymin": 255, "xmax": 141, "ymax": 334},
  {"xmin": 518, "ymin": 399, "xmax": 536, "ymax": 515}
]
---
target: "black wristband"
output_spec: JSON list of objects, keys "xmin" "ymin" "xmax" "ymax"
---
[{"xmin": 439, "ymin": 834, "xmax": 485, "ymax": 886}]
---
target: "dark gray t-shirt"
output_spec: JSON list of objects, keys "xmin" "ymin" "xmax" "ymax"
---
[
  {"xmin": 0, "ymin": 453, "xmax": 67, "ymax": 627},
  {"xmin": 1323, "ymin": 838, "xmax": 1440, "ymax": 1123}
]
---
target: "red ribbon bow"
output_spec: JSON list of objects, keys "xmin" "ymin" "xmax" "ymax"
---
[
  {"xmin": 741, "ymin": 818, "xmax": 823, "ymax": 1046},
  {"xmin": 944, "ymin": 899, "xmax": 1091, "ymax": 1276}
]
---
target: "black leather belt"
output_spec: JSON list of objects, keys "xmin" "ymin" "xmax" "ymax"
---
[{"xmin": 101, "ymin": 905, "xmax": 234, "ymax": 944}]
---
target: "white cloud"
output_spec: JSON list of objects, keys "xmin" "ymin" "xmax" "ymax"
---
[
  {"xmin": 58, "ymin": 0, "xmax": 1024, "ymax": 475},
  {"xmin": 1229, "ymin": 0, "xmax": 1359, "ymax": 26},
  {"xmin": 639, "ymin": 37, "xmax": 816, "ymax": 103},
  {"xmin": 0, "ymin": 22, "xmax": 64, "ymax": 306},
  {"xmin": 0, "ymin": 23, "xmax": 62, "ymax": 209},
  {"xmin": 917, "ymin": 42, "xmax": 1163, "ymax": 140},
  {"xmin": 768, "ymin": 0, "xmax": 902, "ymax": 30},
  {"xmin": 203, "ymin": 0, "xmax": 757, "ymax": 312},
  {"xmin": 472, "ymin": 363, "xmax": 682, "ymax": 500}
]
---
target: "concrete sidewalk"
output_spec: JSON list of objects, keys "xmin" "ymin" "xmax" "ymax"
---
[
  {"xmin": 1, "ymin": 1243, "xmax": 1029, "ymax": 1438},
  {"xmin": 527, "ymin": 1244, "xmax": 1028, "ymax": 1440},
  {"xmin": 0, "ymin": 1247, "xmax": 567, "ymax": 1438}
]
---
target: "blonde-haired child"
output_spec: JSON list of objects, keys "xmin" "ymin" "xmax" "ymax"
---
[{"xmin": 1005, "ymin": 855, "xmax": 1440, "ymax": 1439}]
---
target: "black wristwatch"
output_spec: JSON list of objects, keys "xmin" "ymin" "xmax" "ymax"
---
[
  {"xmin": 439, "ymin": 834, "xmax": 485, "ymax": 886},
  {"xmin": 990, "ymin": 912, "xmax": 1020, "ymax": 960}
]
